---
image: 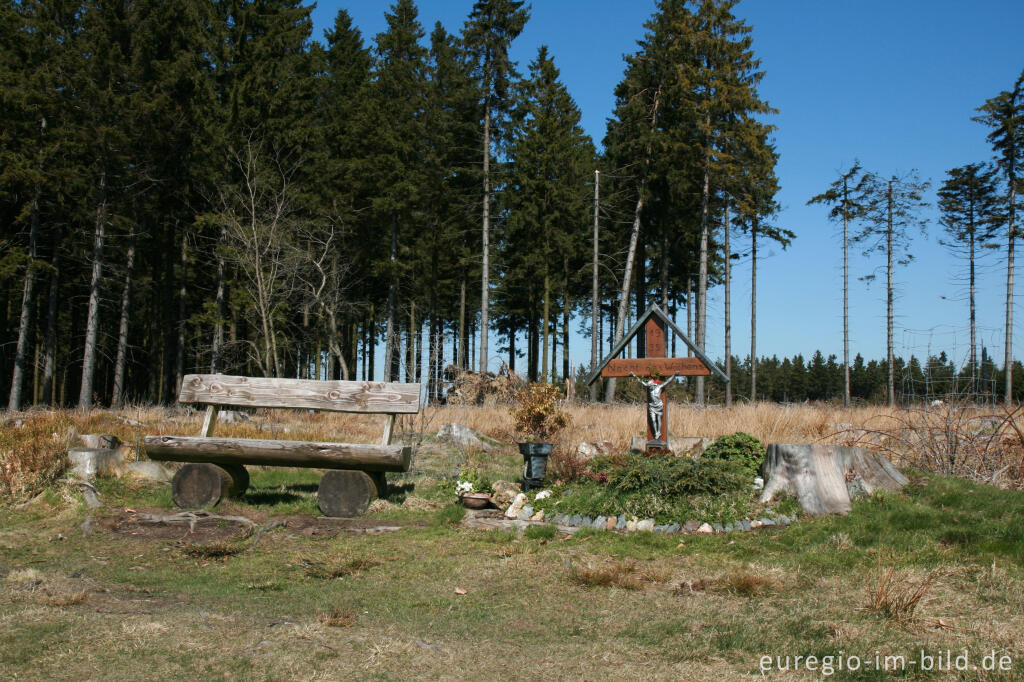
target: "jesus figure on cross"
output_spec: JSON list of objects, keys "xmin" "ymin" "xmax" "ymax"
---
[{"xmin": 630, "ymin": 371, "xmax": 678, "ymax": 444}]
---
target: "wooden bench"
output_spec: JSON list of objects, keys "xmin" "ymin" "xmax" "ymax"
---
[{"xmin": 143, "ymin": 374, "xmax": 420, "ymax": 517}]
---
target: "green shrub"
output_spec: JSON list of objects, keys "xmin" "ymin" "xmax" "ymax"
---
[
  {"xmin": 702, "ymin": 432, "xmax": 765, "ymax": 475},
  {"xmin": 608, "ymin": 455, "xmax": 750, "ymax": 498}
]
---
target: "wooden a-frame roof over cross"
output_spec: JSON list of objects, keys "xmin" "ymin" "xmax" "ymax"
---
[{"xmin": 584, "ymin": 303, "xmax": 729, "ymax": 386}]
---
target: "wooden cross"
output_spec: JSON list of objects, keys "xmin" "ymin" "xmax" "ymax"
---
[
  {"xmin": 585, "ymin": 304, "xmax": 728, "ymax": 452},
  {"xmin": 601, "ymin": 318, "xmax": 709, "ymax": 446}
]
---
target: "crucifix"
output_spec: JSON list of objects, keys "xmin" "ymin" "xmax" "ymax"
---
[{"xmin": 584, "ymin": 304, "xmax": 728, "ymax": 453}]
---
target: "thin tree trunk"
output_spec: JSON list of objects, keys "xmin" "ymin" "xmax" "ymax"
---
[
  {"xmin": 409, "ymin": 301, "xmax": 417, "ymax": 383},
  {"xmin": 750, "ymin": 218, "xmax": 758, "ymax": 402},
  {"xmin": 385, "ymin": 213, "xmax": 398, "ymax": 382},
  {"xmin": 8, "ymin": 191, "xmax": 40, "ymax": 411},
  {"xmin": 111, "ymin": 224, "xmax": 137, "ymax": 408},
  {"xmin": 696, "ymin": 147, "xmax": 711, "ymax": 405},
  {"xmin": 41, "ymin": 228, "xmax": 61, "ymax": 405},
  {"xmin": 605, "ymin": 185, "xmax": 645, "ymax": 402},
  {"xmin": 176, "ymin": 230, "xmax": 186, "ymax": 390},
  {"xmin": 660, "ymin": 222, "xmax": 669, "ymax": 311},
  {"xmin": 542, "ymin": 272, "xmax": 550, "ymax": 382},
  {"xmin": 842, "ymin": 177, "xmax": 851, "ymax": 407},
  {"xmin": 508, "ymin": 328, "xmax": 515, "ymax": 372},
  {"xmin": 635, "ymin": 241, "xmax": 645, "ymax": 358},
  {"xmin": 687, "ymin": 276, "xmax": 694, "ymax": 400},
  {"xmin": 562, "ymin": 265, "xmax": 570, "ymax": 382},
  {"xmin": 78, "ymin": 169, "xmax": 107, "ymax": 409},
  {"xmin": 459, "ymin": 277, "xmax": 467, "ymax": 369},
  {"xmin": 364, "ymin": 301, "xmax": 372, "ymax": 376},
  {"xmin": 887, "ymin": 179, "xmax": 895, "ymax": 408},
  {"xmin": 211, "ymin": 224, "xmax": 226, "ymax": 372},
  {"xmin": 969, "ymin": 217, "xmax": 977, "ymax": 393},
  {"xmin": 591, "ymin": 169, "xmax": 600, "ymax": 401},
  {"xmin": 1005, "ymin": 181, "xmax": 1016, "ymax": 405},
  {"xmin": 724, "ymin": 203, "xmax": 732, "ymax": 407},
  {"xmin": 480, "ymin": 103, "xmax": 491, "ymax": 376}
]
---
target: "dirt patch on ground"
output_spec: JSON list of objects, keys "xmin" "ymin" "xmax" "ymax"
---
[
  {"xmin": 98, "ymin": 509, "xmax": 427, "ymax": 543},
  {"xmin": 99, "ymin": 510, "xmax": 249, "ymax": 543}
]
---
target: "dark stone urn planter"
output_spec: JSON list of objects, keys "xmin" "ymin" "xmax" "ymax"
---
[{"xmin": 518, "ymin": 442, "xmax": 552, "ymax": 491}]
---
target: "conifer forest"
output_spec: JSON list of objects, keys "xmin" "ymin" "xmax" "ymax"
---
[{"xmin": 2, "ymin": 0, "xmax": 1022, "ymax": 409}]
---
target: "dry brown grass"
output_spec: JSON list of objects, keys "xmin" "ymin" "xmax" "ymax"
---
[
  {"xmin": 567, "ymin": 558, "xmax": 668, "ymax": 590},
  {"xmin": 300, "ymin": 554, "xmax": 381, "ymax": 580},
  {"xmin": 1, "ymin": 412, "xmax": 76, "ymax": 501},
  {"xmin": 865, "ymin": 565, "xmax": 945, "ymax": 624},
  {"xmin": 318, "ymin": 608, "xmax": 357, "ymax": 628}
]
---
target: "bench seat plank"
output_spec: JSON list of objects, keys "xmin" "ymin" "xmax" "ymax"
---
[
  {"xmin": 145, "ymin": 435, "xmax": 412, "ymax": 472},
  {"xmin": 178, "ymin": 374, "xmax": 420, "ymax": 414}
]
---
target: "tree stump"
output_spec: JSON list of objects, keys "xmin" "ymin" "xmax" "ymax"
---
[
  {"xmin": 318, "ymin": 470, "xmax": 377, "ymax": 517},
  {"xmin": 171, "ymin": 463, "xmax": 247, "ymax": 508},
  {"xmin": 760, "ymin": 444, "xmax": 908, "ymax": 517}
]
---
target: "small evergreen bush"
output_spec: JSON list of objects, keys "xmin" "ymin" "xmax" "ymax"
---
[
  {"xmin": 608, "ymin": 455, "xmax": 750, "ymax": 498},
  {"xmin": 702, "ymin": 432, "xmax": 765, "ymax": 476}
]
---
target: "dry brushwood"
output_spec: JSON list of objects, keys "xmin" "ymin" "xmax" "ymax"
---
[
  {"xmin": 444, "ymin": 362, "xmax": 525, "ymax": 406},
  {"xmin": 845, "ymin": 399, "xmax": 1024, "ymax": 486}
]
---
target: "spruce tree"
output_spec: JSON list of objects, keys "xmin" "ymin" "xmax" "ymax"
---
[
  {"xmin": 369, "ymin": 0, "xmax": 429, "ymax": 381},
  {"xmin": 461, "ymin": 0, "xmax": 529, "ymax": 375},
  {"xmin": 808, "ymin": 162, "xmax": 872, "ymax": 407},
  {"xmin": 975, "ymin": 69, "xmax": 1024, "ymax": 404},
  {"xmin": 937, "ymin": 163, "xmax": 1001, "ymax": 391},
  {"xmin": 501, "ymin": 46, "xmax": 595, "ymax": 382},
  {"xmin": 855, "ymin": 170, "xmax": 930, "ymax": 407}
]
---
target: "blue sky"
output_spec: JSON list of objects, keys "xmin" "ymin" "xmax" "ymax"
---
[{"xmin": 311, "ymin": 1, "xmax": 1024, "ymax": 374}]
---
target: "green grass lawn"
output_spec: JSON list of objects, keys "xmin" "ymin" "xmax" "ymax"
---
[{"xmin": 2, "ymin": 468, "xmax": 1023, "ymax": 680}]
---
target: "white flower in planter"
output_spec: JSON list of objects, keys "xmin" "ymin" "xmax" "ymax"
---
[{"xmin": 456, "ymin": 480, "xmax": 475, "ymax": 494}]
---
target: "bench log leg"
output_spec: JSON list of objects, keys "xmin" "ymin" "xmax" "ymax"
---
[
  {"xmin": 172, "ymin": 463, "xmax": 247, "ymax": 508},
  {"xmin": 218, "ymin": 463, "xmax": 250, "ymax": 497},
  {"xmin": 368, "ymin": 471, "xmax": 387, "ymax": 498},
  {"xmin": 318, "ymin": 470, "xmax": 376, "ymax": 517}
]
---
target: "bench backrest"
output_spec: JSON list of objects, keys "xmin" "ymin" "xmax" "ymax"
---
[{"xmin": 178, "ymin": 374, "xmax": 421, "ymax": 414}]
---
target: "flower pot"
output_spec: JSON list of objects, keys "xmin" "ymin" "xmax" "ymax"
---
[
  {"xmin": 458, "ymin": 492, "xmax": 492, "ymax": 509},
  {"xmin": 518, "ymin": 442, "xmax": 552, "ymax": 491}
]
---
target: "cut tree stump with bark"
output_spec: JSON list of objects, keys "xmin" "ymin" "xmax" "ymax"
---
[
  {"xmin": 760, "ymin": 444, "xmax": 908, "ymax": 516},
  {"xmin": 318, "ymin": 471, "xmax": 377, "ymax": 517}
]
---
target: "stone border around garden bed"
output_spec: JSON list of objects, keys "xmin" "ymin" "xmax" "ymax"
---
[{"xmin": 462, "ymin": 509, "xmax": 795, "ymax": 535}]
